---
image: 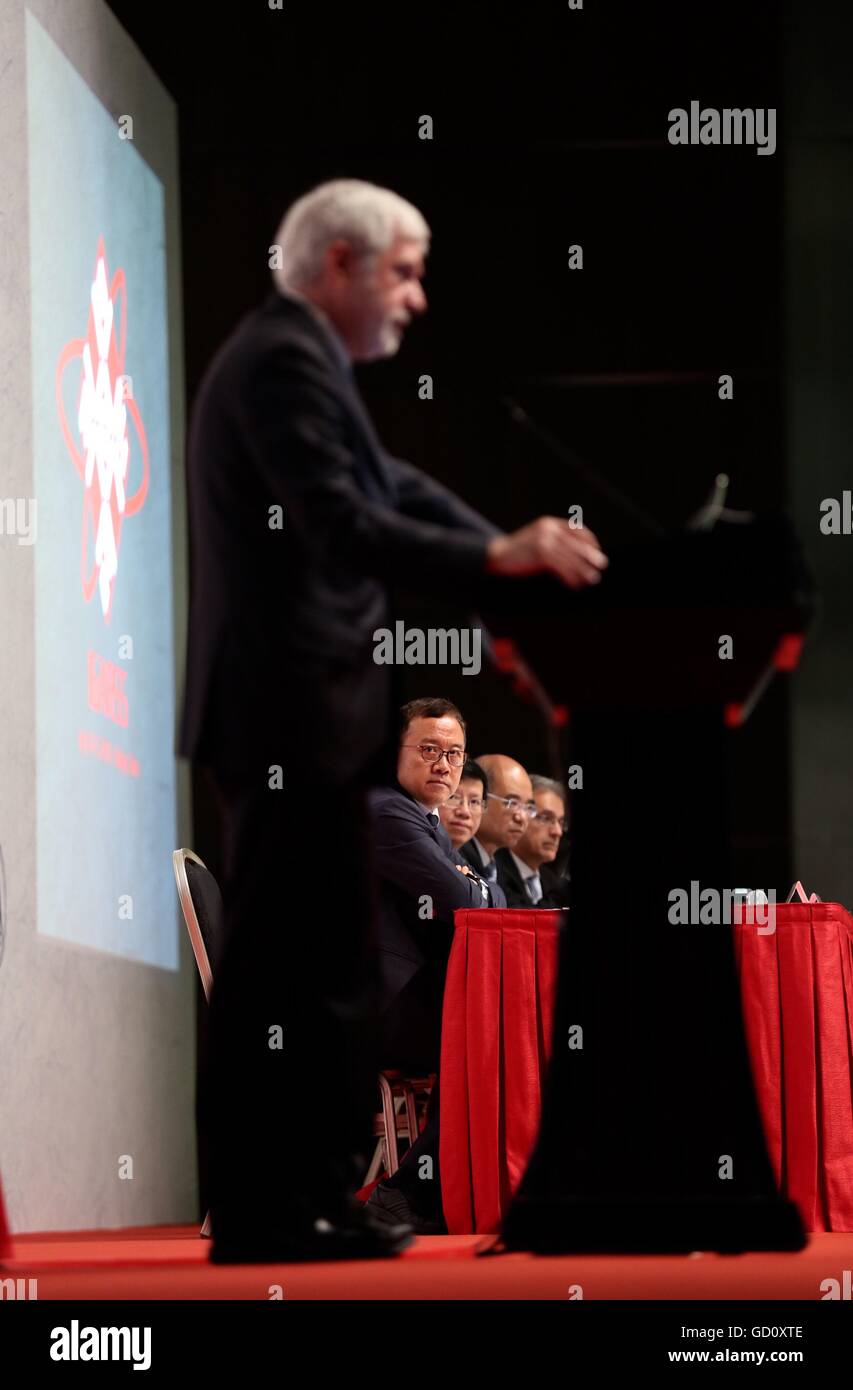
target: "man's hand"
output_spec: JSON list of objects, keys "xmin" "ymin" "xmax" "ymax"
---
[{"xmin": 486, "ymin": 517, "xmax": 608, "ymax": 589}]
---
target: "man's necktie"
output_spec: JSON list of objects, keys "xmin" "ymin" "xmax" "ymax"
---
[
  {"xmin": 427, "ymin": 811, "xmax": 439, "ymax": 830},
  {"xmin": 484, "ymin": 858, "xmax": 498, "ymax": 884},
  {"xmin": 527, "ymin": 873, "xmax": 543, "ymax": 905}
]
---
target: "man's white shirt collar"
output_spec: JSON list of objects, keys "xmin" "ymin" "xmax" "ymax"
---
[
  {"xmin": 510, "ymin": 850, "xmax": 539, "ymax": 883},
  {"xmin": 471, "ymin": 838, "xmax": 491, "ymax": 868}
]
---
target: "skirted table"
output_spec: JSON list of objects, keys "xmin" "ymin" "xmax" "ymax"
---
[
  {"xmin": 734, "ymin": 899, "xmax": 853, "ymax": 1232},
  {"xmin": 440, "ymin": 902, "xmax": 853, "ymax": 1235},
  {"xmin": 439, "ymin": 908, "xmax": 563, "ymax": 1235}
]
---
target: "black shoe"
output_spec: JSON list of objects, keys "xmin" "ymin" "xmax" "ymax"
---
[
  {"xmin": 366, "ymin": 1182, "xmax": 447, "ymax": 1235},
  {"xmin": 210, "ymin": 1205, "xmax": 413, "ymax": 1263}
]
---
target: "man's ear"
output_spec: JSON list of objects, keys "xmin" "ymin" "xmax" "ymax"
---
[{"xmin": 325, "ymin": 238, "xmax": 358, "ymax": 280}]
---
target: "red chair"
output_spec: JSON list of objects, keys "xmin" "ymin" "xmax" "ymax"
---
[{"xmin": 362, "ymin": 1071, "xmax": 436, "ymax": 1189}]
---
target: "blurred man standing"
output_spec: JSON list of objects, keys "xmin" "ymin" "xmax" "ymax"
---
[{"xmin": 180, "ymin": 179, "xmax": 606, "ymax": 1262}]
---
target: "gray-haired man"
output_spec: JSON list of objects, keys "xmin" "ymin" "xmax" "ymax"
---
[
  {"xmin": 181, "ymin": 180, "xmax": 603, "ymax": 1261},
  {"xmin": 498, "ymin": 774, "xmax": 571, "ymax": 908}
]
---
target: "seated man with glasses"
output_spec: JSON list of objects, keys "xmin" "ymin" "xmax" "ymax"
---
[
  {"xmin": 498, "ymin": 774, "xmax": 571, "ymax": 909},
  {"xmin": 366, "ymin": 698, "xmax": 505, "ymax": 1234},
  {"xmin": 459, "ymin": 753, "xmax": 536, "ymax": 887},
  {"xmin": 438, "ymin": 759, "xmax": 489, "ymax": 850}
]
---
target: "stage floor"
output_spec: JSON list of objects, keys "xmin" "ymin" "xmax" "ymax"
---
[{"xmin": 2, "ymin": 1226, "xmax": 851, "ymax": 1299}]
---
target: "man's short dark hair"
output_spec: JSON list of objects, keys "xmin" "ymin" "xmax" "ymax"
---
[
  {"xmin": 457, "ymin": 759, "xmax": 487, "ymax": 797},
  {"xmin": 399, "ymin": 697, "xmax": 466, "ymax": 741}
]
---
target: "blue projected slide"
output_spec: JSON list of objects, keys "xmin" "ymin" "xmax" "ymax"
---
[{"xmin": 27, "ymin": 10, "xmax": 178, "ymax": 968}]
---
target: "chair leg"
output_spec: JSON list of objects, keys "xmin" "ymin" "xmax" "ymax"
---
[
  {"xmin": 363, "ymin": 1136, "xmax": 386, "ymax": 1187},
  {"xmin": 402, "ymin": 1083, "xmax": 420, "ymax": 1146},
  {"xmin": 378, "ymin": 1074, "xmax": 401, "ymax": 1175}
]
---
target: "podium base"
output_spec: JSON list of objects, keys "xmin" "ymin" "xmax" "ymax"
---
[{"xmin": 502, "ymin": 1195, "xmax": 806, "ymax": 1254}]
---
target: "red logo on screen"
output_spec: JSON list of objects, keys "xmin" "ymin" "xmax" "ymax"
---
[
  {"xmin": 56, "ymin": 237, "xmax": 150, "ymax": 622},
  {"xmin": 87, "ymin": 650, "xmax": 129, "ymax": 728}
]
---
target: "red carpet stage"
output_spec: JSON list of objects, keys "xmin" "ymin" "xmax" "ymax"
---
[{"xmin": 3, "ymin": 1226, "xmax": 852, "ymax": 1300}]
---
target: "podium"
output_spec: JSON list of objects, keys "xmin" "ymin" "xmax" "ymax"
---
[{"xmin": 476, "ymin": 512, "xmax": 815, "ymax": 1253}]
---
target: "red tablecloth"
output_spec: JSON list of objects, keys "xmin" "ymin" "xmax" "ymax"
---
[
  {"xmin": 440, "ymin": 902, "xmax": 853, "ymax": 1235},
  {"xmin": 734, "ymin": 900, "xmax": 853, "ymax": 1232},
  {"xmin": 439, "ymin": 908, "xmax": 563, "ymax": 1235}
]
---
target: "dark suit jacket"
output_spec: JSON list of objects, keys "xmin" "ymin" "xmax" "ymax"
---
[
  {"xmin": 368, "ymin": 785, "xmax": 505, "ymax": 1011},
  {"xmin": 458, "ymin": 838, "xmax": 491, "ymax": 876},
  {"xmin": 495, "ymin": 846, "xmax": 571, "ymax": 908},
  {"xmin": 179, "ymin": 291, "xmax": 500, "ymax": 777},
  {"xmin": 540, "ymin": 863, "xmax": 572, "ymax": 909}
]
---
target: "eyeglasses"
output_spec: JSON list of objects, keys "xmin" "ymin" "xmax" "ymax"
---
[
  {"xmin": 487, "ymin": 792, "xmax": 537, "ymax": 818},
  {"xmin": 445, "ymin": 792, "xmax": 483, "ymax": 812},
  {"xmin": 402, "ymin": 743, "xmax": 466, "ymax": 768},
  {"xmin": 534, "ymin": 811, "xmax": 569, "ymax": 832}
]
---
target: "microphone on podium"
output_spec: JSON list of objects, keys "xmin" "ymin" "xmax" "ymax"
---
[
  {"xmin": 501, "ymin": 396, "xmax": 665, "ymax": 538},
  {"xmin": 686, "ymin": 471, "xmax": 754, "ymax": 531}
]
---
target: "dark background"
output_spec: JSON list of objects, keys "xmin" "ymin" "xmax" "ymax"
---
[{"xmin": 105, "ymin": 0, "xmax": 808, "ymax": 889}]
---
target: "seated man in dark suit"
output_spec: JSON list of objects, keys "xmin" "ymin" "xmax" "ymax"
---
[
  {"xmin": 437, "ymin": 758, "xmax": 488, "ymax": 850},
  {"xmin": 497, "ymin": 774, "xmax": 572, "ymax": 908},
  {"xmin": 459, "ymin": 753, "xmax": 536, "ymax": 887},
  {"xmin": 366, "ymin": 698, "xmax": 505, "ymax": 1233}
]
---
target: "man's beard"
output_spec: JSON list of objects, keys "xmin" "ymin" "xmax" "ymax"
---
[
  {"xmin": 356, "ymin": 317, "xmax": 403, "ymax": 362},
  {"xmin": 379, "ymin": 322, "xmax": 403, "ymax": 356}
]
